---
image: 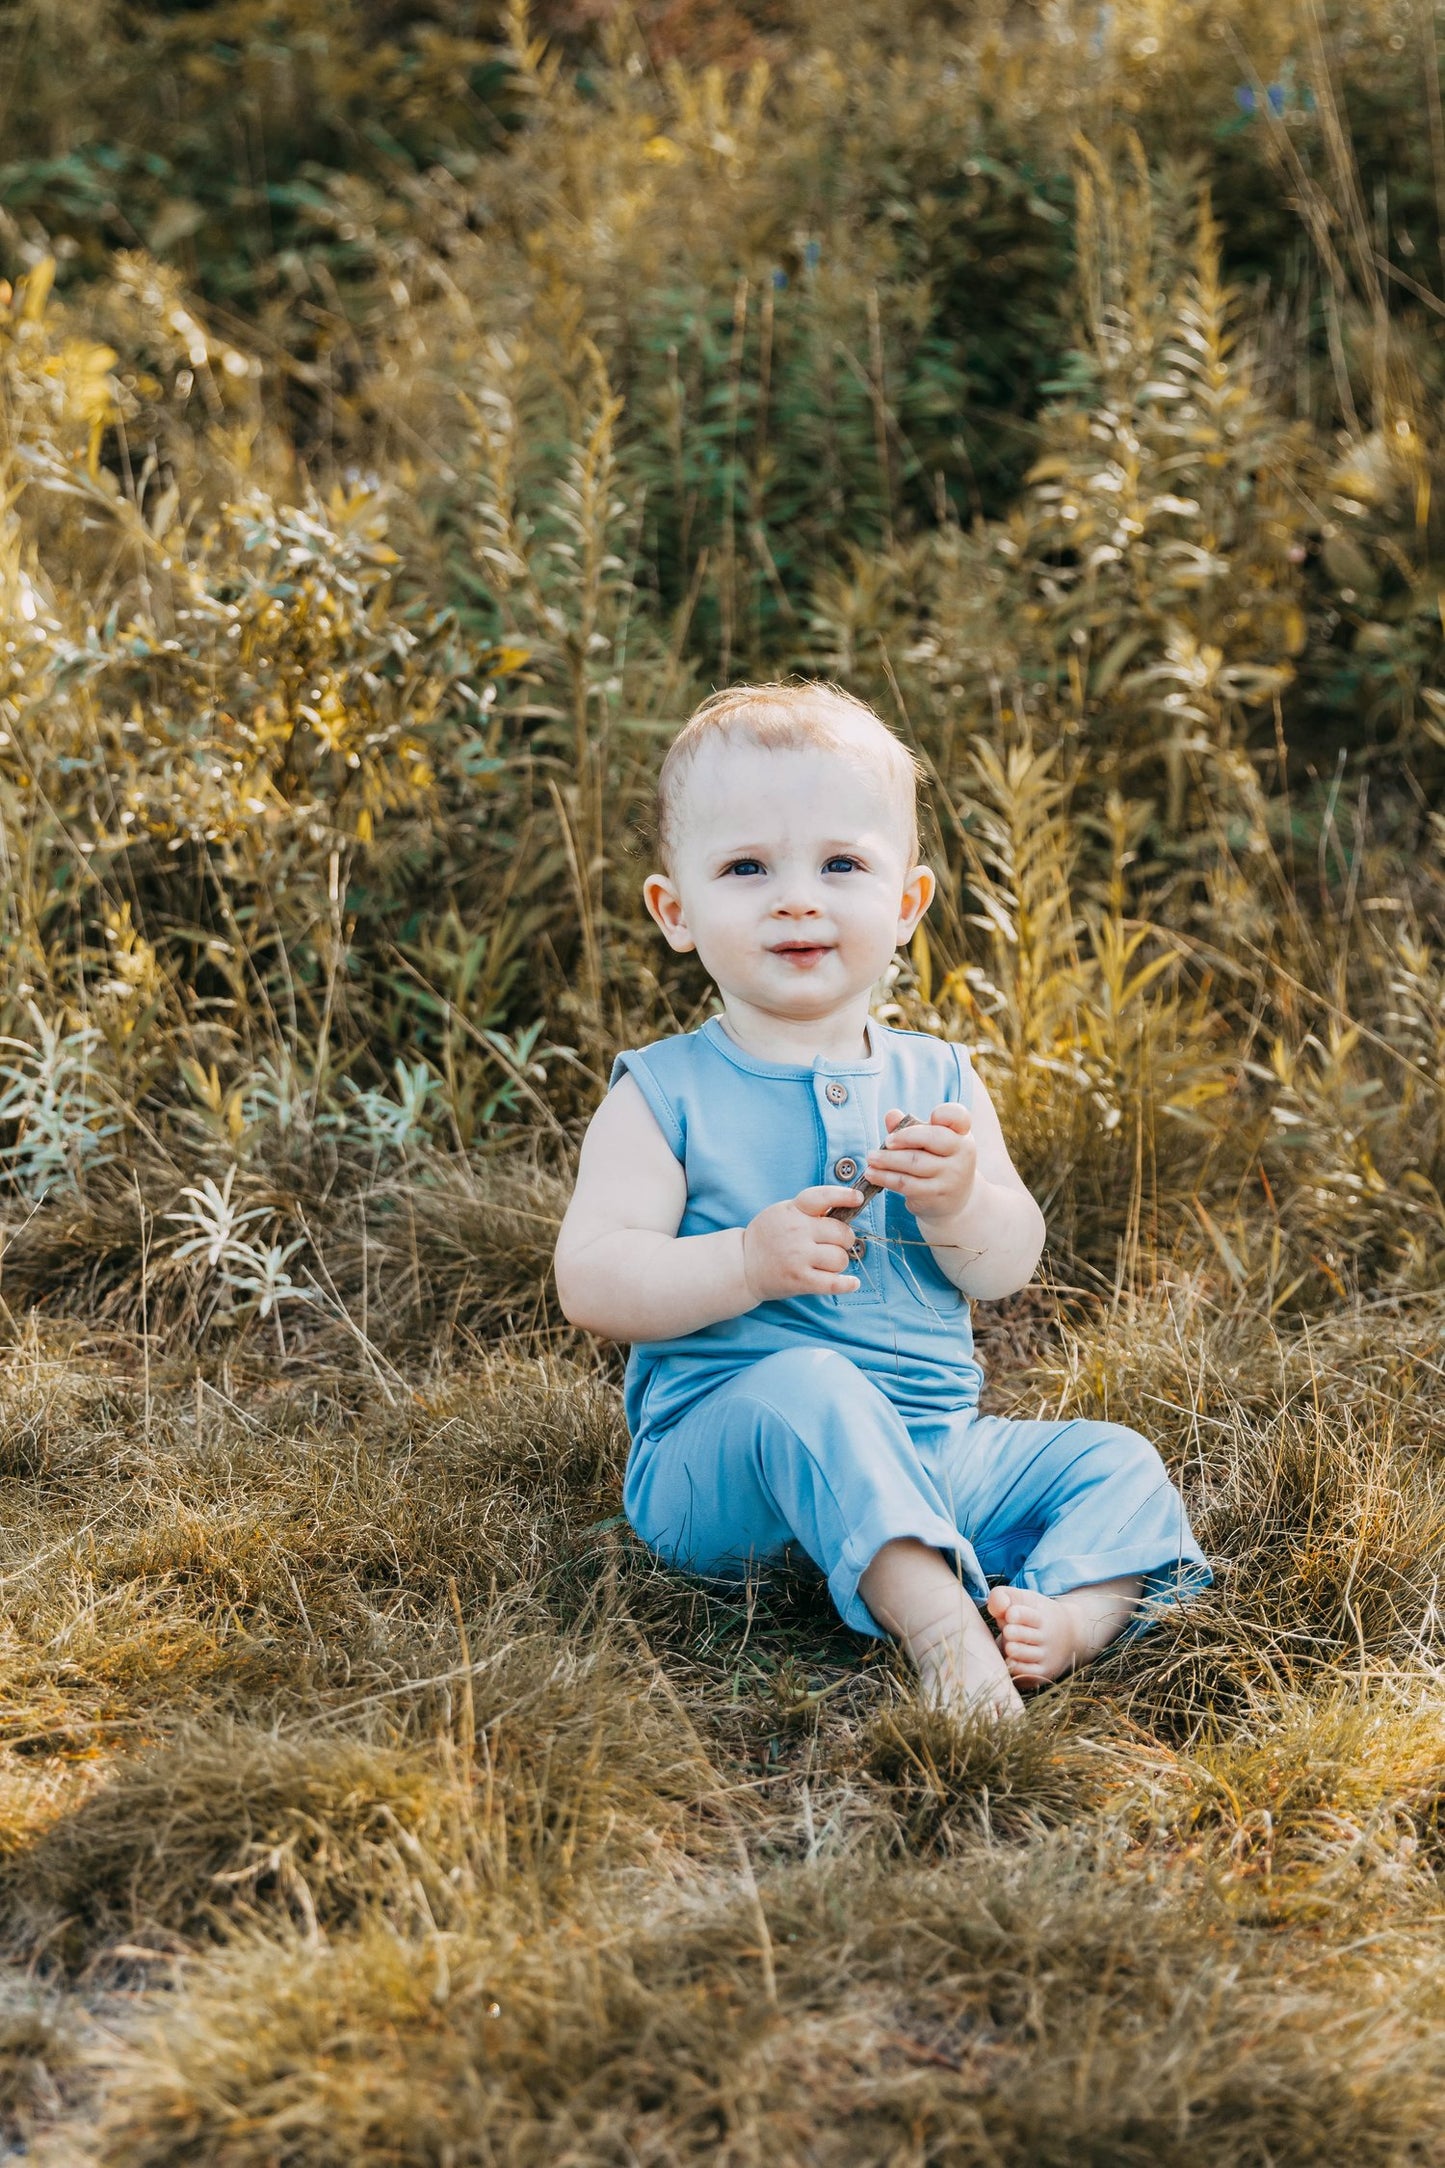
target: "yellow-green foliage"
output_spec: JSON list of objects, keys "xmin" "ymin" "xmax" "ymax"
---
[{"xmin": 0, "ymin": 0, "xmax": 1440, "ymax": 1328}]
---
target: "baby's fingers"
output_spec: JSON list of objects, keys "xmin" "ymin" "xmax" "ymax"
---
[
  {"xmin": 808, "ymin": 1226, "xmax": 858, "ymax": 1270},
  {"xmin": 867, "ymin": 1128, "xmax": 952, "ymax": 1173},
  {"xmin": 795, "ymin": 1183, "xmax": 864, "ymax": 1217}
]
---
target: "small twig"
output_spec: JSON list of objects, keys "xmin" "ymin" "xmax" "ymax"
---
[
  {"xmin": 317, "ymin": 1645, "xmax": 529, "ymax": 1727},
  {"xmin": 132, "ymin": 1170, "xmax": 152, "ymax": 1445},
  {"xmin": 732, "ymin": 1832, "xmax": 778, "ymax": 2008},
  {"xmin": 448, "ymin": 1575, "xmax": 478, "ymax": 1771},
  {"xmin": 292, "ymin": 1206, "xmax": 405, "ymax": 1405}
]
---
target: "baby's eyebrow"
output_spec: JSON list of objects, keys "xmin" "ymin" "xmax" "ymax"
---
[{"xmin": 706, "ymin": 835, "xmax": 881, "ymax": 862}]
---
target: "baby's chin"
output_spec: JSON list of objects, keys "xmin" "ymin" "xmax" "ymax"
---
[{"xmin": 728, "ymin": 967, "xmax": 878, "ymax": 1017}]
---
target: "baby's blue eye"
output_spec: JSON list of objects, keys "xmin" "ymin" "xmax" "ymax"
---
[
  {"xmin": 724, "ymin": 858, "xmax": 764, "ymax": 877},
  {"xmin": 823, "ymin": 855, "xmax": 861, "ymax": 874}
]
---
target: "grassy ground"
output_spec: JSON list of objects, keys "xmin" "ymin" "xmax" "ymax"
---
[{"xmin": 2, "ymin": 1250, "xmax": 1444, "ymax": 2163}]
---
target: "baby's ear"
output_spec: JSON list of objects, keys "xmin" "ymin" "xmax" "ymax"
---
[
  {"xmin": 897, "ymin": 862, "xmax": 936, "ymax": 938},
  {"xmin": 643, "ymin": 872, "xmax": 696, "ymax": 952}
]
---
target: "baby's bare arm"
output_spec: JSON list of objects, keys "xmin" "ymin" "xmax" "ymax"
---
[
  {"xmin": 554, "ymin": 1080, "xmax": 745, "ymax": 1341},
  {"xmin": 554, "ymin": 1077, "xmax": 863, "ymax": 1342}
]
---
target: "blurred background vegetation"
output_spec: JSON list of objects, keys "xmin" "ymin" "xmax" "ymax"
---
[{"xmin": 0, "ymin": 0, "xmax": 1441, "ymax": 1350}]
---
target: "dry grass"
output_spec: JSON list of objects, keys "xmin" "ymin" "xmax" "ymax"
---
[
  {"xmin": 0, "ymin": 1153, "xmax": 572, "ymax": 1360},
  {"xmin": 0, "ymin": 1284, "xmax": 1437, "ymax": 2160},
  {"xmin": 83, "ymin": 1841, "xmax": 1445, "ymax": 2168}
]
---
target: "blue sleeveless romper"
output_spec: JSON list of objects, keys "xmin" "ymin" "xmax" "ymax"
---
[{"xmin": 611, "ymin": 1017, "xmax": 1209, "ymax": 1637}]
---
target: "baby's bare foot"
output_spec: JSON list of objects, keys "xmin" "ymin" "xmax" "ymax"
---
[
  {"xmin": 985, "ymin": 1586, "xmax": 1088, "ymax": 1684},
  {"xmin": 859, "ymin": 1540, "xmax": 1031, "ymax": 1722},
  {"xmin": 985, "ymin": 1581, "xmax": 1139, "ymax": 1686},
  {"xmin": 916, "ymin": 1630, "xmax": 1025, "ymax": 1720}
]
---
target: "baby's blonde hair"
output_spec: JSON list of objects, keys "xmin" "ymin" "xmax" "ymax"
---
[{"xmin": 657, "ymin": 680, "xmax": 922, "ymax": 867}]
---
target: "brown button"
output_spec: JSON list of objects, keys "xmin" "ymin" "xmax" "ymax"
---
[
  {"xmin": 834, "ymin": 1156, "xmax": 859, "ymax": 1182},
  {"xmin": 825, "ymin": 1081, "xmax": 848, "ymax": 1106}
]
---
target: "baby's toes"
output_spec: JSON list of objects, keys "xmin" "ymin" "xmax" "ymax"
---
[
  {"xmin": 999, "ymin": 1626, "xmax": 1044, "ymax": 1668},
  {"xmin": 1002, "ymin": 1649, "xmax": 1049, "ymax": 1684},
  {"xmin": 1007, "ymin": 1663, "xmax": 1053, "ymax": 1689}
]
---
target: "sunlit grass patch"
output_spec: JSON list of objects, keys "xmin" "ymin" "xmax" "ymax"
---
[
  {"xmin": 0, "ymin": 1995, "xmax": 77, "ymax": 2149},
  {"xmin": 1010, "ymin": 1290, "xmax": 1445, "ymax": 1737},
  {"xmin": 1, "ymin": 1297, "xmax": 1441, "ymax": 2149},
  {"xmin": 0, "ymin": 1351, "xmax": 631, "ymax": 1742},
  {"xmin": 3, "ymin": 1726, "xmax": 448, "ymax": 1969},
  {"xmin": 854, "ymin": 1690, "xmax": 1124, "ymax": 1852},
  {"xmin": 1165, "ymin": 1688, "xmax": 1445, "ymax": 1903},
  {"xmin": 1, "ymin": 1604, "xmax": 726, "ymax": 1976},
  {"xmin": 88, "ymin": 1838, "xmax": 1445, "ymax": 2168}
]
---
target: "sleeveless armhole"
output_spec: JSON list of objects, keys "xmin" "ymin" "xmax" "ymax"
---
[
  {"xmin": 952, "ymin": 1041, "xmax": 977, "ymax": 1112},
  {"xmin": 609, "ymin": 1048, "xmax": 686, "ymax": 1163}
]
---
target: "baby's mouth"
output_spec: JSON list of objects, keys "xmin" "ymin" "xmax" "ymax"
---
[{"xmin": 769, "ymin": 941, "xmax": 834, "ymax": 967}]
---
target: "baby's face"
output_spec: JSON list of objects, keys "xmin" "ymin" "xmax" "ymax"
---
[{"xmin": 643, "ymin": 738, "xmax": 932, "ymax": 1026}]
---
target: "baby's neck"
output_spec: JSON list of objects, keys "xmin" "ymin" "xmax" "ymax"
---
[{"xmin": 714, "ymin": 993, "xmax": 872, "ymax": 1066}]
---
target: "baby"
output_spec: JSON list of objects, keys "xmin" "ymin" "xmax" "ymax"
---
[{"xmin": 555, "ymin": 682, "xmax": 1208, "ymax": 1717}]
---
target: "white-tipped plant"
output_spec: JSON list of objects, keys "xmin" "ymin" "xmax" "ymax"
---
[
  {"xmin": 343, "ymin": 1059, "xmax": 439, "ymax": 1159},
  {"xmin": 166, "ymin": 1165, "xmax": 315, "ymax": 1352},
  {"xmin": 0, "ymin": 1002, "xmax": 122, "ymax": 1201}
]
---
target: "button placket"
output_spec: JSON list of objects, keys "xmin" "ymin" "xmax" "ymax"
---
[{"xmin": 817, "ymin": 1072, "xmax": 876, "ymax": 1286}]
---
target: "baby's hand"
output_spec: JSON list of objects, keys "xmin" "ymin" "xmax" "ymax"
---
[
  {"xmin": 742, "ymin": 1185, "xmax": 863, "ymax": 1301},
  {"xmin": 865, "ymin": 1104, "xmax": 977, "ymax": 1224}
]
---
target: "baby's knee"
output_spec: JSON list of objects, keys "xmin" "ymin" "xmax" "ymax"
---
[
  {"xmin": 1093, "ymin": 1422, "xmax": 1170, "ymax": 1484},
  {"xmin": 735, "ymin": 1349, "xmax": 907, "ymax": 1494},
  {"xmin": 737, "ymin": 1345, "xmax": 874, "ymax": 1418}
]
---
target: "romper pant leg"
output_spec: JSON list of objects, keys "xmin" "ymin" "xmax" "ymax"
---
[
  {"xmin": 928, "ymin": 1414, "xmax": 1210, "ymax": 1605},
  {"xmin": 623, "ymin": 1348, "xmax": 989, "ymax": 1637}
]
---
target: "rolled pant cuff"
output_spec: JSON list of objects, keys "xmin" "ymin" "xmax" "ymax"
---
[
  {"xmin": 1019, "ymin": 1548, "xmax": 1213, "ymax": 1603},
  {"xmin": 832, "ymin": 1519, "xmax": 988, "ymax": 1638}
]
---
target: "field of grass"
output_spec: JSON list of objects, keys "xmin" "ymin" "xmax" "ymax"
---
[
  {"xmin": 7, "ymin": 1284, "xmax": 1445, "ymax": 2160},
  {"xmin": 1, "ymin": 0, "xmax": 1445, "ymax": 2156}
]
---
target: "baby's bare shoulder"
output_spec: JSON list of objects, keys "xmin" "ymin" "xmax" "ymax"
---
[{"xmin": 560, "ymin": 1078, "xmax": 687, "ymax": 1250}]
